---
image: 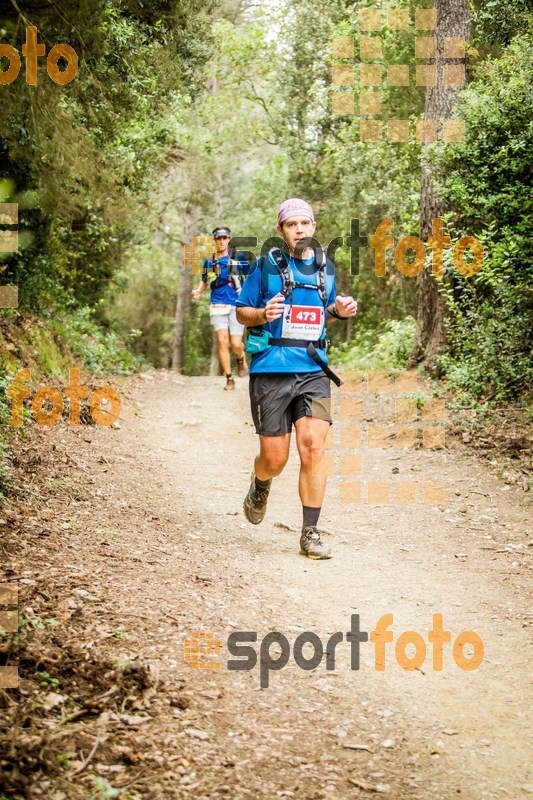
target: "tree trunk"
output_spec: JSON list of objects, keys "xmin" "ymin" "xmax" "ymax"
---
[
  {"xmin": 172, "ymin": 201, "xmax": 199, "ymax": 372},
  {"xmin": 408, "ymin": 0, "xmax": 471, "ymax": 370}
]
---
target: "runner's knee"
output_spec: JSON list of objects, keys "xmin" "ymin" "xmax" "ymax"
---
[
  {"xmin": 300, "ymin": 444, "xmax": 324, "ymax": 470},
  {"xmin": 297, "ymin": 430, "xmax": 327, "ymax": 468},
  {"xmin": 261, "ymin": 451, "xmax": 289, "ymax": 476},
  {"xmin": 263, "ymin": 457, "xmax": 286, "ymax": 476}
]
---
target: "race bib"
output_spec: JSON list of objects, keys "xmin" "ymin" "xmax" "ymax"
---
[
  {"xmin": 210, "ymin": 303, "xmax": 231, "ymax": 315},
  {"xmin": 281, "ymin": 305, "xmax": 324, "ymax": 339}
]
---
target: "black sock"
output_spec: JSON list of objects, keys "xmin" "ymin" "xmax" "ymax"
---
[
  {"xmin": 226, "ymin": 373, "xmax": 232, "ymax": 379},
  {"xmin": 255, "ymin": 476, "xmax": 271, "ymax": 490},
  {"xmin": 302, "ymin": 505, "xmax": 321, "ymax": 529}
]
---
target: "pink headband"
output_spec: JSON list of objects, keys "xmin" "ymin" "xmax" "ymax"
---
[{"xmin": 277, "ymin": 198, "xmax": 315, "ymax": 225}]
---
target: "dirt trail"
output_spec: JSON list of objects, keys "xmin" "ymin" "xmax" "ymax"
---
[{"xmin": 5, "ymin": 370, "xmax": 532, "ymax": 799}]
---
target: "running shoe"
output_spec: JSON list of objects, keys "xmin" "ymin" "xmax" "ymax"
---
[
  {"xmin": 243, "ymin": 472, "xmax": 271, "ymax": 524},
  {"xmin": 299, "ymin": 526, "xmax": 332, "ymax": 559},
  {"xmin": 224, "ymin": 377, "xmax": 236, "ymax": 391}
]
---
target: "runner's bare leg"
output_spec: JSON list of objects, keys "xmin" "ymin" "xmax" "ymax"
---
[
  {"xmin": 230, "ymin": 334, "xmax": 245, "ymax": 361},
  {"xmin": 294, "ymin": 416, "xmax": 330, "ymax": 507},
  {"xmin": 216, "ymin": 328, "xmax": 231, "ymax": 374},
  {"xmin": 254, "ymin": 434, "xmax": 291, "ymax": 481}
]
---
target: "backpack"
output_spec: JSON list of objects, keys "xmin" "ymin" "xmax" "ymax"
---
[
  {"xmin": 250, "ymin": 246, "xmax": 343, "ymax": 387},
  {"xmin": 209, "ymin": 247, "xmax": 242, "ymax": 291},
  {"xmin": 259, "ymin": 247, "xmax": 327, "ymax": 305}
]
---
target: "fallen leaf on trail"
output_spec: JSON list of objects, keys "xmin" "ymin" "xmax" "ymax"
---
[
  {"xmin": 275, "ymin": 521, "xmax": 297, "ymax": 531},
  {"xmin": 42, "ymin": 692, "xmax": 68, "ymax": 711},
  {"xmin": 185, "ymin": 727, "xmax": 209, "ymax": 740},
  {"xmin": 119, "ymin": 714, "xmax": 151, "ymax": 727},
  {"xmin": 348, "ymin": 778, "xmax": 372, "ymax": 791},
  {"xmin": 348, "ymin": 778, "xmax": 390, "ymax": 794},
  {"xmin": 342, "ymin": 742, "xmax": 372, "ymax": 752},
  {"xmin": 442, "ymin": 728, "xmax": 459, "ymax": 736}
]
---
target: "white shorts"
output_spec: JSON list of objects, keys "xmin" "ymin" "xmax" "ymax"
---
[{"xmin": 209, "ymin": 304, "xmax": 244, "ymax": 335}]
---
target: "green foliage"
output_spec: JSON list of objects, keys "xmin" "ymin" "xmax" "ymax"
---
[
  {"xmin": 110, "ymin": 249, "xmax": 178, "ymax": 368},
  {"xmin": 473, "ymin": 0, "xmax": 532, "ymax": 47},
  {"xmin": 110, "ymin": 0, "xmax": 423, "ymax": 374},
  {"xmin": 91, "ymin": 776, "xmax": 122, "ymax": 799},
  {"xmin": 269, "ymin": 0, "xmax": 422, "ymax": 347},
  {"xmin": 436, "ymin": 36, "xmax": 532, "ymax": 277},
  {"xmin": 37, "ymin": 670, "xmax": 60, "ymax": 690},
  {"xmin": 48, "ymin": 307, "xmax": 146, "ymax": 375},
  {"xmin": 183, "ymin": 299, "xmax": 214, "ymax": 376},
  {"xmin": 0, "ymin": 434, "xmax": 13, "ymax": 503},
  {"xmin": 56, "ymin": 753, "xmax": 76, "ymax": 771},
  {"xmin": 434, "ymin": 34, "xmax": 533, "ymax": 402},
  {"xmin": 0, "ymin": 0, "xmax": 215, "ymax": 313},
  {"xmin": 438, "ymin": 277, "xmax": 532, "ymax": 404},
  {"xmin": 329, "ymin": 316, "xmax": 417, "ymax": 373}
]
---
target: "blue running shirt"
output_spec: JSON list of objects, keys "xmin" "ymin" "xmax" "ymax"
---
[
  {"xmin": 202, "ymin": 253, "xmax": 250, "ymax": 305},
  {"xmin": 236, "ymin": 251, "xmax": 336, "ymax": 374}
]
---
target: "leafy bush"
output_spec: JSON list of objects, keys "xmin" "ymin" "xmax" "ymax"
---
[
  {"xmin": 183, "ymin": 300, "xmax": 216, "ymax": 376},
  {"xmin": 438, "ymin": 276, "xmax": 532, "ymax": 404},
  {"xmin": 48, "ymin": 306, "xmax": 146, "ymax": 376},
  {"xmin": 329, "ymin": 316, "xmax": 417, "ymax": 373},
  {"xmin": 434, "ymin": 34, "xmax": 533, "ymax": 402},
  {"xmin": 109, "ymin": 251, "xmax": 178, "ymax": 368}
]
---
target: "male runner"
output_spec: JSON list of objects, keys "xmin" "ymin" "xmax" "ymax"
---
[
  {"xmin": 236, "ymin": 198, "xmax": 357, "ymax": 559},
  {"xmin": 192, "ymin": 226, "xmax": 249, "ymax": 391}
]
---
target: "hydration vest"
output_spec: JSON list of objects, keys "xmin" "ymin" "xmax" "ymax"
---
[
  {"xmin": 260, "ymin": 247, "xmax": 327, "ymax": 305},
  {"xmin": 209, "ymin": 248, "xmax": 242, "ymax": 291},
  {"xmin": 251, "ymin": 247, "xmax": 343, "ymax": 387}
]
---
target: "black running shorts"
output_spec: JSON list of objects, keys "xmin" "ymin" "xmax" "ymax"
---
[{"xmin": 249, "ymin": 372, "xmax": 332, "ymax": 437}]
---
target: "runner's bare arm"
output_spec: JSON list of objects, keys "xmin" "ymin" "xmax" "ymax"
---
[
  {"xmin": 191, "ymin": 280, "xmax": 208, "ymax": 300},
  {"xmin": 236, "ymin": 293, "xmax": 285, "ymax": 326}
]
